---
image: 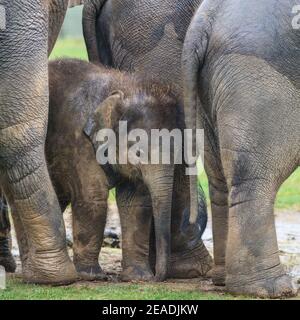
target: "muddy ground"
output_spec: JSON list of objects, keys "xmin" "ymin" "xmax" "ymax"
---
[{"xmin": 10, "ymin": 203, "xmax": 300, "ymax": 298}]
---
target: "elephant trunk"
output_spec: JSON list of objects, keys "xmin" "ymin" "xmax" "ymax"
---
[
  {"xmin": 82, "ymin": 0, "xmax": 107, "ymax": 62},
  {"xmin": 182, "ymin": 11, "xmax": 209, "ymax": 224},
  {"xmin": 143, "ymin": 165, "xmax": 174, "ymax": 281},
  {"xmin": 183, "ymin": 56, "xmax": 199, "ymax": 224}
]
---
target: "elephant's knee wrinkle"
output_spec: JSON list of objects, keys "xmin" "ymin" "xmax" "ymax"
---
[{"xmin": 228, "ymin": 179, "xmax": 274, "ymax": 208}]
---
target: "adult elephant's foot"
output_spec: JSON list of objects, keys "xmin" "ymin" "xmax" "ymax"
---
[
  {"xmin": 227, "ymin": 274, "xmax": 297, "ymax": 299},
  {"xmin": 76, "ymin": 263, "xmax": 107, "ymax": 281},
  {"xmin": 121, "ymin": 264, "xmax": 154, "ymax": 282},
  {"xmin": 212, "ymin": 265, "xmax": 226, "ymax": 286},
  {"xmin": 22, "ymin": 250, "xmax": 78, "ymax": 285},
  {"xmin": 168, "ymin": 241, "xmax": 213, "ymax": 279}
]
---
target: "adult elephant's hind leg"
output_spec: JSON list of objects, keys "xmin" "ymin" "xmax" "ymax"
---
[
  {"xmin": 205, "ymin": 148, "xmax": 229, "ymax": 286},
  {"xmin": 217, "ymin": 59, "xmax": 298, "ymax": 297},
  {"xmin": 0, "ymin": 189, "xmax": 16, "ymax": 273},
  {"xmin": 225, "ymin": 176, "xmax": 296, "ymax": 298}
]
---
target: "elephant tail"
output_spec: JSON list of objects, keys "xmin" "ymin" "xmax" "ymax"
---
[
  {"xmin": 82, "ymin": 0, "xmax": 108, "ymax": 62},
  {"xmin": 182, "ymin": 183, "xmax": 208, "ymax": 238},
  {"xmin": 182, "ymin": 0, "xmax": 220, "ymax": 224}
]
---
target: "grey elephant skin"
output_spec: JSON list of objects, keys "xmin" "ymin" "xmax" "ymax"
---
[
  {"xmin": 83, "ymin": 0, "xmax": 203, "ymax": 94},
  {"xmin": 0, "ymin": 0, "xmax": 82, "ymax": 284},
  {"xmin": 183, "ymin": 0, "xmax": 300, "ymax": 298},
  {"xmin": 82, "ymin": 0, "xmax": 212, "ymax": 273},
  {"xmin": 44, "ymin": 59, "xmax": 212, "ymax": 281}
]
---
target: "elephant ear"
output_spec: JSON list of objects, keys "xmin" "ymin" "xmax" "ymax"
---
[
  {"xmin": 83, "ymin": 90, "xmax": 125, "ymax": 139},
  {"xmin": 68, "ymin": 0, "xmax": 84, "ymax": 8}
]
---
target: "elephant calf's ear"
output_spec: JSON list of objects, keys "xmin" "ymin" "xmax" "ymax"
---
[{"xmin": 83, "ymin": 90, "xmax": 125, "ymax": 139}]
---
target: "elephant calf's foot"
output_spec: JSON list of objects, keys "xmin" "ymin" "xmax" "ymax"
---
[
  {"xmin": 23, "ymin": 250, "xmax": 78, "ymax": 285},
  {"xmin": 212, "ymin": 265, "xmax": 226, "ymax": 286},
  {"xmin": 76, "ymin": 263, "xmax": 107, "ymax": 281},
  {"xmin": 121, "ymin": 265, "xmax": 154, "ymax": 282},
  {"xmin": 227, "ymin": 274, "xmax": 297, "ymax": 299},
  {"xmin": 168, "ymin": 241, "xmax": 213, "ymax": 279},
  {"xmin": 0, "ymin": 254, "xmax": 17, "ymax": 273}
]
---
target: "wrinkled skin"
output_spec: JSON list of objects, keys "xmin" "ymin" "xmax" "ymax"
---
[
  {"xmin": 82, "ymin": 0, "xmax": 212, "ymax": 278},
  {"xmin": 83, "ymin": 0, "xmax": 202, "ymax": 92},
  {"xmin": 183, "ymin": 0, "xmax": 300, "ymax": 298},
  {"xmin": 45, "ymin": 59, "xmax": 212, "ymax": 281},
  {"xmin": 0, "ymin": 0, "xmax": 82, "ymax": 284}
]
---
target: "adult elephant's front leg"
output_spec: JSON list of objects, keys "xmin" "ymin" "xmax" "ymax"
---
[
  {"xmin": 0, "ymin": 0, "xmax": 76, "ymax": 284},
  {"xmin": 167, "ymin": 165, "xmax": 212, "ymax": 279},
  {"xmin": 0, "ymin": 188, "xmax": 16, "ymax": 273}
]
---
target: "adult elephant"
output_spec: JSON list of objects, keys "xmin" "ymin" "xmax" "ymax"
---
[
  {"xmin": 83, "ymin": 0, "xmax": 203, "ymax": 93},
  {"xmin": 81, "ymin": 0, "xmax": 212, "ymax": 278},
  {"xmin": 0, "ymin": 0, "xmax": 82, "ymax": 284},
  {"xmin": 183, "ymin": 0, "xmax": 300, "ymax": 298}
]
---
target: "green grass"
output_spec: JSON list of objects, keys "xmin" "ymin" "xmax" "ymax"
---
[
  {"xmin": 50, "ymin": 38, "xmax": 88, "ymax": 61},
  {"xmin": 276, "ymin": 168, "xmax": 300, "ymax": 210},
  {"xmin": 0, "ymin": 277, "xmax": 239, "ymax": 300}
]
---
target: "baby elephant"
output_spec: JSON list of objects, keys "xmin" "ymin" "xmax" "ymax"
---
[
  {"xmin": 47, "ymin": 59, "xmax": 212, "ymax": 281},
  {"xmin": 0, "ymin": 59, "xmax": 212, "ymax": 281}
]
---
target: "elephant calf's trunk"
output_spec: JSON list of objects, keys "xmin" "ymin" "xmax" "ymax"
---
[{"xmin": 144, "ymin": 166, "xmax": 174, "ymax": 281}]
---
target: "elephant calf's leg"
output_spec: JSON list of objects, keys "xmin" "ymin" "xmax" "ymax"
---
[
  {"xmin": 116, "ymin": 182, "xmax": 154, "ymax": 282},
  {"xmin": 70, "ymin": 166, "xmax": 109, "ymax": 281},
  {"xmin": 0, "ymin": 191, "xmax": 16, "ymax": 273}
]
